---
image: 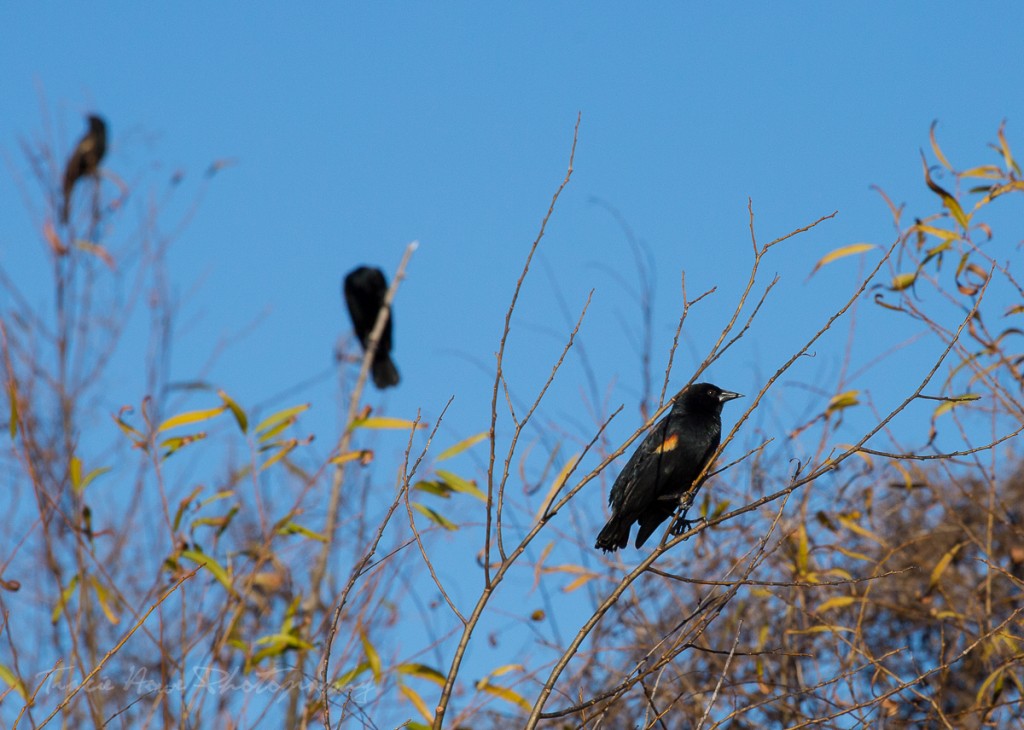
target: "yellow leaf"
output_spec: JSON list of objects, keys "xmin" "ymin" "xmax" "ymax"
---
[
  {"xmin": 181, "ymin": 550, "xmax": 235, "ymax": 595},
  {"xmin": 436, "ymin": 469, "xmax": 486, "ymax": 502},
  {"xmin": 399, "ymin": 683, "xmax": 433, "ymax": 723},
  {"xmin": 929, "ymin": 120, "xmax": 954, "ymax": 171},
  {"xmin": 534, "ymin": 453, "xmax": 579, "ymax": 524},
  {"xmin": 826, "ymin": 390, "xmax": 860, "ymax": 415},
  {"xmin": 329, "ymin": 449, "xmax": 374, "ymax": 465},
  {"xmin": 351, "ymin": 416, "xmax": 426, "ymax": 430},
  {"xmin": 809, "ymin": 243, "xmax": 878, "ymax": 276},
  {"xmin": 396, "ymin": 663, "xmax": 447, "ymax": 687},
  {"xmin": 70, "ymin": 456, "xmax": 82, "ymax": 492},
  {"xmin": 436, "ymin": 431, "xmax": 488, "ymax": 461},
  {"xmin": 360, "ymin": 629, "xmax": 381, "ymax": 684},
  {"xmin": 476, "ymin": 678, "xmax": 531, "ymax": 712},
  {"xmin": 412, "ymin": 502, "xmax": 458, "ymax": 531},
  {"xmin": 0, "ymin": 664, "xmax": 27, "ymax": 701},
  {"xmin": 928, "ymin": 542, "xmax": 963, "ymax": 592},
  {"xmin": 89, "ymin": 576, "xmax": 120, "ymax": 625},
  {"xmin": 816, "ymin": 596, "xmax": 857, "ymax": 613},
  {"xmin": 933, "ymin": 393, "xmax": 980, "ymax": 419},
  {"xmin": 333, "ymin": 662, "xmax": 370, "ymax": 689},
  {"xmin": 275, "ymin": 521, "xmax": 328, "ymax": 543},
  {"xmin": 158, "ymin": 406, "xmax": 227, "ymax": 432},
  {"xmin": 890, "ymin": 272, "xmax": 917, "ymax": 291},
  {"xmin": 218, "ymin": 389, "xmax": 248, "ymax": 433},
  {"xmin": 260, "ymin": 439, "xmax": 297, "ymax": 471},
  {"xmin": 254, "ymin": 403, "xmax": 310, "ymax": 436},
  {"xmin": 838, "ymin": 516, "xmax": 888, "ymax": 548}
]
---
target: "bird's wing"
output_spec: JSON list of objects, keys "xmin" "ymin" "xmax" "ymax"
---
[{"xmin": 608, "ymin": 418, "xmax": 675, "ymax": 514}]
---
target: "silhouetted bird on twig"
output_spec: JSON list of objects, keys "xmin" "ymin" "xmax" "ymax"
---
[
  {"xmin": 343, "ymin": 266, "xmax": 400, "ymax": 389},
  {"xmin": 596, "ymin": 382, "xmax": 742, "ymax": 552},
  {"xmin": 61, "ymin": 114, "xmax": 108, "ymax": 224}
]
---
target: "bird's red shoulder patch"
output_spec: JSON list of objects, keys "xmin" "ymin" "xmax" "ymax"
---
[{"xmin": 653, "ymin": 434, "xmax": 678, "ymax": 454}]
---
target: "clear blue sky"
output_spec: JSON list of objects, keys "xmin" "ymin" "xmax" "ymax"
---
[{"xmin": 2, "ymin": 3, "xmax": 1023, "ymax": 724}]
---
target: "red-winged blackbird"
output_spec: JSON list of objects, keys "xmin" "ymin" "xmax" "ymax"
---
[
  {"xmin": 343, "ymin": 266, "xmax": 400, "ymax": 389},
  {"xmin": 595, "ymin": 382, "xmax": 742, "ymax": 552},
  {"xmin": 61, "ymin": 114, "xmax": 107, "ymax": 224}
]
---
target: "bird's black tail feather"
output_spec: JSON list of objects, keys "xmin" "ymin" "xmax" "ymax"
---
[
  {"xmin": 372, "ymin": 356, "xmax": 400, "ymax": 389},
  {"xmin": 595, "ymin": 514, "xmax": 630, "ymax": 552}
]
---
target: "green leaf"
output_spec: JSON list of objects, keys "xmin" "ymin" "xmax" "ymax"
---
[
  {"xmin": 254, "ymin": 403, "xmax": 310, "ymax": 440},
  {"xmin": 158, "ymin": 406, "xmax": 226, "ymax": 432},
  {"xmin": 350, "ymin": 416, "xmax": 425, "ymax": 431},
  {"xmin": 0, "ymin": 664, "xmax": 27, "ymax": 700},
  {"xmin": 809, "ymin": 243, "xmax": 878, "ymax": 277},
  {"xmin": 436, "ymin": 469, "xmax": 486, "ymax": 502},
  {"xmin": 51, "ymin": 575, "xmax": 79, "ymax": 624},
  {"xmin": 436, "ymin": 431, "xmax": 488, "ymax": 461},
  {"xmin": 412, "ymin": 502, "xmax": 458, "ymax": 531},
  {"xmin": 890, "ymin": 272, "xmax": 917, "ymax": 291},
  {"xmin": 333, "ymin": 662, "xmax": 370, "ymax": 690},
  {"xmin": 412, "ymin": 480, "xmax": 454, "ymax": 498},
  {"xmin": 160, "ymin": 432, "xmax": 208, "ymax": 458},
  {"xmin": 396, "ymin": 663, "xmax": 447, "ymax": 687},
  {"xmin": 360, "ymin": 629, "xmax": 381, "ymax": 684},
  {"xmin": 933, "ymin": 393, "xmax": 980, "ymax": 418},
  {"xmin": 928, "ymin": 542, "xmax": 963, "ymax": 592},
  {"xmin": 815, "ymin": 596, "xmax": 858, "ymax": 612},
  {"xmin": 275, "ymin": 521, "xmax": 328, "ymax": 543},
  {"xmin": 218, "ymin": 389, "xmax": 248, "ymax": 433},
  {"xmin": 181, "ymin": 549, "xmax": 235, "ymax": 595}
]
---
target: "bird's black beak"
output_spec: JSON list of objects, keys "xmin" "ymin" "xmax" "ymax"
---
[{"xmin": 718, "ymin": 390, "xmax": 743, "ymax": 402}]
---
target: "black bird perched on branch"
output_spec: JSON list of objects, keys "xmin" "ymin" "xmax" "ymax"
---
[
  {"xmin": 61, "ymin": 114, "xmax": 107, "ymax": 224},
  {"xmin": 343, "ymin": 266, "xmax": 400, "ymax": 389},
  {"xmin": 595, "ymin": 382, "xmax": 742, "ymax": 552}
]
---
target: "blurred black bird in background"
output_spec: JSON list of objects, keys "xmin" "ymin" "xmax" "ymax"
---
[
  {"xmin": 343, "ymin": 266, "xmax": 400, "ymax": 389},
  {"xmin": 595, "ymin": 382, "xmax": 742, "ymax": 552},
  {"xmin": 61, "ymin": 114, "xmax": 107, "ymax": 224}
]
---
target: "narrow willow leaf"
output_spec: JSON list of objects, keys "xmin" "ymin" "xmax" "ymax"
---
[
  {"xmin": 890, "ymin": 272, "xmax": 917, "ymax": 291},
  {"xmin": 534, "ymin": 453, "xmax": 579, "ymax": 524},
  {"xmin": 51, "ymin": 576, "xmax": 79, "ymax": 624},
  {"xmin": 160, "ymin": 432, "xmax": 208, "ymax": 457},
  {"xmin": 70, "ymin": 456, "xmax": 82, "ymax": 492},
  {"xmin": 412, "ymin": 502, "xmax": 458, "ymax": 530},
  {"xmin": 218, "ymin": 389, "xmax": 248, "ymax": 433},
  {"xmin": 254, "ymin": 403, "xmax": 310, "ymax": 436},
  {"xmin": 360, "ymin": 629, "xmax": 382, "ymax": 684},
  {"xmin": 333, "ymin": 662, "xmax": 370, "ymax": 690},
  {"xmin": 399, "ymin": 683, "xmax": 433, "ymax": 723},
  {"xmin": 838, "ymin": 516, "xmax": 888, "ymax": 548},
  {"xmin": 158, "ymin": 406, "xmax": 226, "ymax": 433},
  {"xmin": 397, "ymin": 663, "xmax": 447, "ymax": 686},
  {"xmin": 436, "ymin": 431, "xmax": 488, "ymax": 461},
  {"xmin": 260, "ymin": 439, "xmax": 297, "ymax": 471},
  {"xmin": 75, "ymin": 240, "xmax": 116, "ymax": 270},
  {"xmin": 0, "ymin": 664, "xmax": 27, "ymax": 700},
  {"xmin": 815, "ymin": 596, "xmax": 857, "ymax": 612},
  {"xmin": 276, "ymin": 521, "xmax": 328, "ymax": 543},
  {"xmin": 476, "ymin": 678, "xmax": 531, "ymax": 712},
  {"xmin": 351, "ymin": 416, "xmax": 426, "ymax": 430},
  {"xmin": 921, "ymin": 153, "xmax": 970, "ymax": 229},
  {"xmin": 928, "ymin": 542, "xmax": 963, "ymax": 592},
  {"xmin": 78, "ymin": 466, "xmax": 111, "ymax": 493},
  {"xmin": 436, "ymin": 469, "xmax": 486, "ymax": 502},
  {"xmin": 181, "ymin": 550, "xmax": 234, "ymax": 594},
  {"xmin": 809, "ymin": 243, "xmax": 877, "ymax": 277},
  {"xmin": 825, "ymin": 390, "xmax": 860, "ymax": 415},
  {"xmin": 89, "ymin": 576, "xmax": 120, "ymax": 625},
  {"xmin": 329, "ymin": 449, "xmax": 374, "ymax": 465}
]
